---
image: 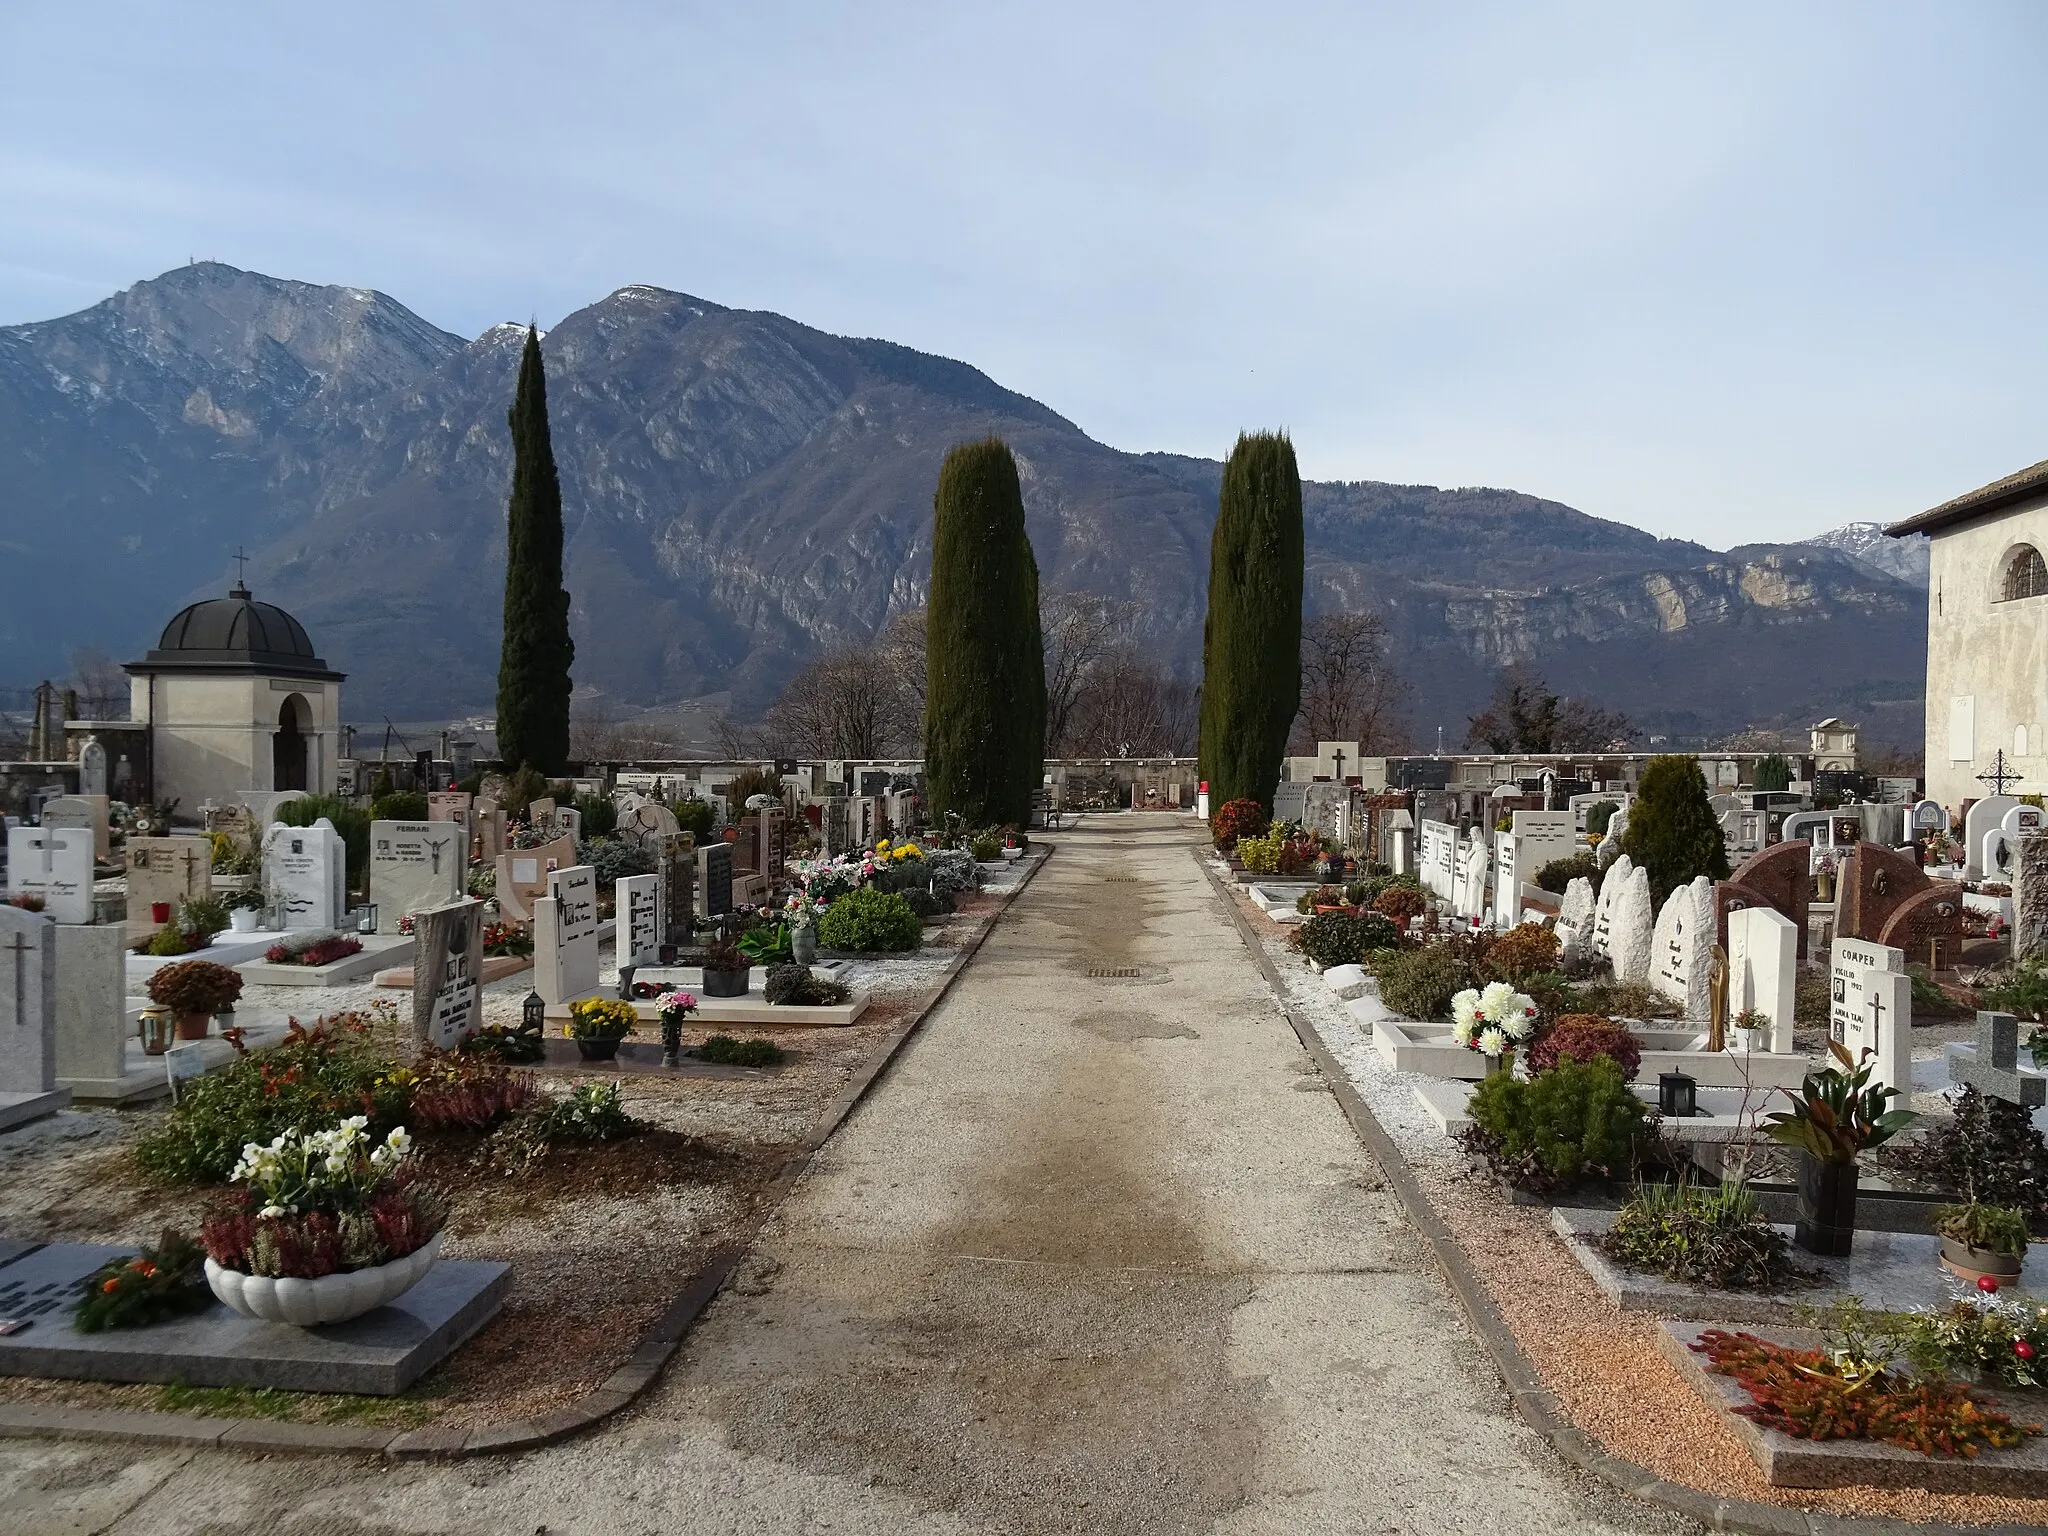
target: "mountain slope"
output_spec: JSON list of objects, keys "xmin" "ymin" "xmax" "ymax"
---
[{"xmin": 0, "ymin": 265, "xmax": 1930, "ymax": 749}]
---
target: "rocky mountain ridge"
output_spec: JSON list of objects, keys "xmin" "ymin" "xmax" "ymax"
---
[{"xmin": 0, "ymin": 263, "xmax": 1928, "ymax": 748}]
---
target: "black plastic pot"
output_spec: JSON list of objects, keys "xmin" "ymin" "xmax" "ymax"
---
[
  {"xmin": 1795, "ymin": 1152, "xmax": 1859, "ymax": 1257},
  {"xmin": 701, "ymin": 965, "xmax": 751, "ymax": 999},
  {"xmin": 575, "ymin": 1037, "xmax": 623, "ymax": 1061}
]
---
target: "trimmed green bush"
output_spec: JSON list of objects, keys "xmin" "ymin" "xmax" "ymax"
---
[
  {"xmin": 1754, "ymin": 754, "xmax": 1792, "ymax": 793},
  {"xmin": 274, "ymin": 794, "xmax": 370, "ymax": 897},
  {"xmin": 1535, "ymin": 852, "xmax": 1602, "ymax": 896},
  {"xmin": 1373, "ymin": 944, "xmax": 1479, "ymax": 1021},
  {"xmin": 817, "ymin": 887, "xmax": 923, "ymax": 952},
  {"xmin": 1618, "ymin": 755, "xmax": 1730, "ymax": 906},
  {"xmin": 370, "ymin": 791, "xmax": 430, "ymax": 823},
  {"xmin": 1462, "ymin": 1056, "xmax": 1647, "ymax": 1192},
  {"xmin": 1291, "ymin": 910, "xmax": 1401, "ymax": 968},
  {"xmin": 1197, "ymin": 432, "xmax": 1303, "ymax": 812},
  {"xmin": 575, "ymin": 792, "xmax": 617, "ymax": 836}
]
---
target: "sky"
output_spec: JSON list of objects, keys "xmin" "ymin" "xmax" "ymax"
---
[{"xmin": 2, "ymin": 2, "xmax": 2044, "ymax": 549}]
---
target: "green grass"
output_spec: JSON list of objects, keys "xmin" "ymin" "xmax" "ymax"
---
[{"xmin": 152, "ymin": 1380, "xmax": 439, "ymax": 1427}]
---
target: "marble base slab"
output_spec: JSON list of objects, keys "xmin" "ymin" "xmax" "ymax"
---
[
  {"xmin": 236, "ymin": 933, "xmax": 412, "ymax": 988},
  {"xmin": 371, "ymin": 954, "xmax": 533, "ymax": 990},
  {"xmin": 549, "ymin": 964, "xmax": 870, "ymax": 1028},
  {"xmin": 0, "ymin": 1241, "xmax": 508, "ymax": 1395},
  {"xmin": 0, "ymin": 1092, "xmax": 71, "ymax": 1133}
]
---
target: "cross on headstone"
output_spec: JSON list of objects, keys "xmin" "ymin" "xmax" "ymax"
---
[
  {"xmin": 1978, "ymin": 751, "xmax": 2026, "ymax": 797},
  {"xmin": 1330, "ymin": 747, "xmax": 1347, "ymax": 781},
  {"xmin": 179, "ymin": 844, "xmax": 202, "ymax": 892},
  {"xmin": 1866, "ymin": 987, "xmax": 1887, "ymax": 1042},
  {"xmin": 4, "ymin": 932, "xmax": 29, "ymax": 1021},
  {"xmin": 1948, "ymin": 1010, "xmax": 2048, "ymax": 1108}
]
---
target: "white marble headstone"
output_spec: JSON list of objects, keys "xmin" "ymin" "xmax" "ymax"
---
[
  {"xmin": 1727, "ymin": 905, "xmax": 1797, "ymax": 1053},
  {"xmin": 534, "ymin": 865, "xmax": 601, "ymax": 1005},
  {"xmin": 0, "ymin": 906, "xmax": 60, "ymax": 1096},
  {"xmin": 1649, "ymin": 876, "xmax": 1717, "ymax": 1021},
  {"xmin": 1829, "ymin": 937, "xmax": 1906, "ymax": 1091},
  {"xmin": 617, "ymin": 873, "xmax": 661, "ymax": 968},
  {"xmin": 6, "ymin": 825, "xmax": 93, "ymax": 924},
  {"xmin": 1608, "ymin": 865, "xmax": 1655, "ymax": 984},
  {"xmin": 262, "ymin": 820, "xmax": 343, "ymax": 930},
  {"xmin": 370, "ymin": 821, "xmax": 467, "ymax": 917},
  {"xmin": 1590, "ymin": 854, "xmax": 1635, "ymax": 962}
]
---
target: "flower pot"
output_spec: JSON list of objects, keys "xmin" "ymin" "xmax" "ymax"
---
[
  {"xmin": 1940, "ymin": 1237, "xmax": 2025, "ymax": 1286},
  {"xmin": 138, "ymin": 1006, "xmax": 174, "ymax": 1056},
  {"xmin": 576, "ymin": 1037, "xmax": 623, "ymax": 1061},
  {"xmin": 791, "ymin": 925, "xmax": 818, "ymax": 965},
  {"xmin": 1732, "ymin": 1027, "xmax": 1766, "ymax": 1054},
  {"xmin": 228, "ymin": 909, "xmax": 259, "ymax": 934},
  {"xmin": 206, "ymin": 1231, "xmax": 443, "ymax": 1327},
  {"xmin": 175, "ymin": 1012, "xmax": 211, "ymax": 1041},
  {"xmin": 1795, "ymin": 1153, "xmax": 1858, "ymax": 1257},
  {"xmin": 151, "ymin": 901, "xmax": 172, "ymax": 924},
  {"xmin": 701, "ymin": 965, "xmax": 751, "ymax": 999}
]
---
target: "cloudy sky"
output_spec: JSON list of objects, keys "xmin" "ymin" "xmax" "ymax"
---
[{"xmin": 3, "ymin": 3, "xmax": 2042, "ymax": 547}]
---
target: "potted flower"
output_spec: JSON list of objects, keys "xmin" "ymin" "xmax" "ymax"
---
[
  {"xmin": 200, "ymin": 1118, "xmax": 447, "ymax": 1327},
  {"xmin": 224, "ymin": 886, "xmax": 266, "ymax": 934},
  {"xmin": 565, "ymin": 997, "xmax": 638, "ymax": 1061},
  {"xmin": 700, "ymin": 940, "xmax": 752, "ymax": 999},
  {"xmin": 145, "ymin": 959, "xmax": 243, "ymax": 1041},
  {"xmin": 1936, "ymin": 1201, "xmax": 2032, "ymax": 1286},
  {"xmin": 1450, "ymin": 982, "xmax": 1538, "ymax": 1076},
  {"xmin": 657, "ymin": 989, "xmax": 699, "ymax": 1068},
  {"xmin": 1761, "ymin": 1043, "xmax": 1917, "ymax": 1257},
  {"xmin": 1731, "ymin": 1007, "xmax": 1770, "ymax": 1054}
]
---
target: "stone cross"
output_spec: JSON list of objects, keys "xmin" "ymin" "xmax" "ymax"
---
[{"xmin": 1946, "ymin": 1011, "xmax": 2048, "ymax": 1109}]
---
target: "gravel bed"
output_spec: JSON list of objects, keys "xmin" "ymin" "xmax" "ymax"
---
[{"xmin": 1217, "ymin": 869, "xmax": 2048, "ymax": 1527}]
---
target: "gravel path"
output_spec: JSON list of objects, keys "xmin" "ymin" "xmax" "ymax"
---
[{"xmin": 0, "ymin": 816, "xmax": 1688, "ymax": 1535}]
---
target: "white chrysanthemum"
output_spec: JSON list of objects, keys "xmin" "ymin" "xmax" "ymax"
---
[
  {"xmin": 1503, "ymin": 1014, "xmax": 1535, "ymax": 1042},
  {"xmin": 1451, "ymin": 1017, "xmax": 1475, "ymax": 1046},
  {"xmin": 1477, "ymin": 1025, "xmax": 1509, "ymax": 1058},
  {"xmin": 1478, "ymin": 981, "xmax": 1520, "ymax": 1022},
  {"xmin": 1451, "ymin": 989, "xmax": 1482, "ymax": 1030}
]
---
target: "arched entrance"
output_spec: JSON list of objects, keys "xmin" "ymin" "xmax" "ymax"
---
[{"xmin": 273, "ymin": 694, "xmax": 311, "ymax": 791}]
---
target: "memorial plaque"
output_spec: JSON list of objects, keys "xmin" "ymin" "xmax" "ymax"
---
[
  {"xmin": 698, "ymin": 842, "xmax": 733, "ymax": 918},
  {"xmin": 1830, "ymin": 936, "xmax": 1904, "ymax": 1046},
  {"xmin": 660, "ymin": 832, "xmax": 697, "ymax": 946}
]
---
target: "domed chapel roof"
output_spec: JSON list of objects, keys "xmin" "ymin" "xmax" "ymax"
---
[{"xmin": 127, "ymin": 583, "xmax": 345, "ymax": 680}]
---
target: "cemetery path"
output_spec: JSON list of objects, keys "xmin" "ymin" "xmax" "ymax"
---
[{"xmin": 0, "ymin": 815, "xmax": 1690, "ymax": 1536}]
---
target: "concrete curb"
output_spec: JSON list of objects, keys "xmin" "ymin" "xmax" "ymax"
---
[
  {"xmin": 1197, "ymin": 852, "xmax": 2025, "ymax": 1536},
  {"xmin": 0, "ymin": 848, "xmax": 1056, "ymax": 1463}
]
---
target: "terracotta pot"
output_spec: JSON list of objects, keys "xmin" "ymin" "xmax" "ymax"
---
[
  {"xmin": 1940, "ymin": 1237, "xmax": 2025, "ymax": 1286},
  {"xmin": 174, "ymin": 1012, "xmax": 211, "ymax": 1041}
]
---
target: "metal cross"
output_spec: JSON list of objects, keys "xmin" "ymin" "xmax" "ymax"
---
[
  {"xmin": 424, "ymin": 834, "xmax": 453, "ymax": 874},
  {"xmin": 3, "ymin": 932, "xmax": 30, "ymax": 1023},
  {"xmin": 1978, "ymin": 750, "xmax": 2025, "ymax": 797},
  {"xmin": 232, "ymin": 547, "xmax": 250, "ymax": 585},
  {"xmin": 1866, "ymin": 988, "xmax": 1888, "ymax": 1043},
  {"xmin": 180, "ymin": 845, "xmax": 202, "ymax": 895}
]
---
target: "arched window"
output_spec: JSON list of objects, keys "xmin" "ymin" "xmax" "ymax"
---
[{"xmin": 2002, "ymin": 545, "xmax": 2048, "ymax": 601}]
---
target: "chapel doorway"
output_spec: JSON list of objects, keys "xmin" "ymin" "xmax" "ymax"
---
[{"xmin": 273, "ymin": 694, "xmax": 310, "ymax": 790}]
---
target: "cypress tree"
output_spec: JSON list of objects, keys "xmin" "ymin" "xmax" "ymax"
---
[
  {"xmin": 1198, "ymin": 432, "xmax": 1303, "ymax": 812},
  {"xmin": 496, "ymin": 326, "xmax": 574, "ymax": 775},
  {"xmin": 924, "ymin": 437, "xmax": 1045, "ymax": 827},
  {"xmin": 1619, "ymin": 754, "xmax": 1732, "ymax": 906}
]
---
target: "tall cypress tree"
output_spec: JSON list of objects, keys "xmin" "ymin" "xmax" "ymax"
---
[
  {"xmin": 924, "ymin": 437, "xmax": 1045, "ymax": 827},
  {"xmin": 496, "ymin": 326, "xmax": 574, "ymax": 775},
  {"xmin": 1198, "ymin": 431, "xmax": 1303, "ymax": 812},
  {"xmin": 1619, "ymin": 754, "xmax": 1732, "ymax": 905}
]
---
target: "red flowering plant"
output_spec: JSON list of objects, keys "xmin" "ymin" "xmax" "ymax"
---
[
  {"xmin": 262, "ymin": 932, "xmax": 364, "ymax": 968},
  {"xmin": 1209, "ymin": 798, "xmax": 1269, "ymax": 851},
  {"xmin": 482, "ymin": 921, "xmax": 533, "ymax": 958}
]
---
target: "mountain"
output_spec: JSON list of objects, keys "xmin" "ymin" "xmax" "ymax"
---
[
  {"xmin": 0, "ymin": 264, "xmax": 1931, "ymax": 750},
  {"xmin": 1802, "ymin": 521, "xmax": 1930, "ymax": 587}
]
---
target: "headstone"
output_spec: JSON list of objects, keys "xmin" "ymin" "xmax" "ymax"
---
[
  {"xmin": 201, "ymin": 802, "xmax": 255, "ymax": 838},
  {"xmin": 1965, "ymin": 795, "xmax": 2020, "ymax": 880},
  {"xmin": 698, "ymin": 842, "xmax": 733, "ymax": 918},
  {"xmin": 823, "ymin": 799, "xmax": 853, "ymax": 858},
  {"xmin": 1984, "ymin": 827, "xmax": 2018, "ymax": 884},
  {"xmin": 1590, "ymin": 853, "xmax": 1636, "ymax": 961},
  {"xmin": 472, "ymin": 798, "xmax": 508, "ymax": 863},
  {"xmin": 370, "ymin": 821, "xmax": 467, "ymax": 918},
  {"xmin": 126, "ymin": 836, "xmax": 213, "ymax": 935},
  {"xmin": 2003, "ymin": 804, "xmax": 2047, "ymax": 848},
  {"xmin": 1609, "ymin": 865, "xmax": 1655, "ymax": 984},
  {"xmin": 493, "ymin": 835, "xmax": 577, "ymax": 923},
  {"xmin": 1717, "ymin": 842, "xmax": 1814, "ymax": 962},
  {"xmin": 617, "ymin": 873, "xmax": 661, "ymax": 968},
  {"xmin": 410, "ymin": 898, "xmax": 484, "ymax": 1051},
  {"xmin": 1419, "ymin": 821, "xmax": 1457, "ymax": 902},
  {"xmin": 659, "ymin": 832, "xmax": 697, "ymax": 946},
  {"xmin": 1555, "ymin": 876, "xmax": 1597, "ymax": 957},
  {"xmin": 534, "ymin": 866, "xmax": 600, "ymax": 1005},
  {"xmin": 2017, "ymin": 835, "xmax": 2048, "ymax": 963},
  {"xmin": 1726, "ymin": 905, "xmax": 1797, "ymax": 1053},
  {"xmin": 1494, "ymin": 811, "xmax": 1576, "ymax": 929},
  {"xmin": 1272, "ymin": 782, "xmax": 1308, "ymax": 826},
  {"xmin": 529, "ymin": 796, "xmax": 557, "ymax": 831},
  {"xmin": 6, "ymin": 826, "xmax": 94, "ymax": 924},
  {"xmin": 553, "ymin": 805, "xmax": 583, "ymax": 845},
  {"xmin": 1911, "ymin": 800, "xmax": 1947, "ymax": 837},
  {"xmin": 1650, "ymin": 876, "xmax": 1717, "ymax": 1021},
  {"xmin": 78, "ymin": 740, "xmax": 107, "ymax": 798},
  {"xmin": 261, "ymin": 819, "xmax": 344, "ymax": 931},
  {"xmin": 426, "ymin": 791, "xmax": 473, "ymax": 842},
  {"xmin": 1829, "ymin": 936, "xmax": 1910, "ymax": 1096},
  {"xmin": 53, "ymin": 923, "xmax": 127, "ymax": 1093},
  {"xmin": 39, "ymin": 795, "xmax": 108, "ymax": 861},
  {"xmin": 1946, "ymin": 1012, "xmax": 2048, "ymax": 1109},
  {"xmin": 617, "ymin": 797, "xmax": 680, "ymax": 851},
  {"xmin": 0, "ymin": 906, "xmax": 66, "ymax": 1119}
]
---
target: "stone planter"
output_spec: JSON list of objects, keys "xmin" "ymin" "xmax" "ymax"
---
[
  {"xmin": 175, "ymin": 1012, "xmax": 211, "ymax": 1041},
  {"xmin": 1732, "ymin": 1027, "xmax": 1766, "ymax": 1054},
  {"xmin": 207, "ymin": 1232, "xmax": 443, "ymax": 1327},
  {"xmin": 1940, "ymin": 1237, "xmax": 2025, "ymax": 1286},
  {"xmin": 1795, "ymin": 1153, "xmax": 1858, "ymax": 1257},
  {"xmin": 228, "ymin": 909, "xmax": 259, "ymax": 934},
  {"xmin": 701, "ymin": 965, "xmax": 751, "ymax": 999}
]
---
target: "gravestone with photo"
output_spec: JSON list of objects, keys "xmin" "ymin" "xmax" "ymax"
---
[
  {"xmin": 370, "ymin": 821, "xmax": 466, "ymax": 918},
  {"xmin": 6, "ymin": 826, "xmax": 94, "ymax": 924},
  {"xmin": 1830, "ymin": 936, "xmax": 1911, "ymax": 1097},
  {"xmin": 126, "ymin": 836, "xmax": 212, "ymax": 935},
  {"xmin": 493, "ymin": 835, "xmax": 577, "ymax": 923},
  {"xmin": 410, "ymin": 898, "xmax": 484, "ymax": 1051},
  {"xmin": 261, "ymin": 820, "xmax": 344, "ymax": 930},
  {"xmin": 426, "ymin": 791, "xmax": 473, "ymax": 842}
]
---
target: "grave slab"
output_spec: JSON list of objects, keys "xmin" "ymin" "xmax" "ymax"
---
[
  {"xmin": 372, "ymin": 955, "xmax": 532, "ymax": 990},
  {"xmin": 1655, "ymin": 1319, "xmax": 2048, "ymax": 1493},
  {"xmin": 234, "ymin": 934, "xmax": 412, "ymax": 988},
  {"xmin": 0, "ymin": 1241, "xmax": 509, "ymax": 1395},
  {"xmin": 548, "ymin": 966, "xmax": 870, "ymax": 1028}
]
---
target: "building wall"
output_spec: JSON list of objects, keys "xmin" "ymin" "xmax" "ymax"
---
[
  {"xmin": 130, "ymin": 672, "xmax": 340, "ymax": 813},
  {"xmin": 1923, "ymin": 491, "xmax": 2048, "ymax": 808}
]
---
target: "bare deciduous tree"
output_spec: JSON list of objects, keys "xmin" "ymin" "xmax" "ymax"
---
[
  {"xmin": 1041, "ymin": 590, "xmax": 1137, "ymax": 756},
  {"xmin": 877, "ymin": 608, "xmax": 927, "ymax": 721},
  {"xmin": 1465, "ymin": 663, "xmax": 1633, "ymax": 753},
  {"xmin": 758, "ymin": 643, "xmax": 914, "ymax": 759},
  {"xmin": 1293, "ymin": 610, "xmax": 1408, "ymax": 754},
  {"xmin": 67, "ymin": 647, "xmax": 129, "ymax": 722},
  {"xmin": 1064, "ymin": 645, "xmax": 1199, "ymax": 759}
]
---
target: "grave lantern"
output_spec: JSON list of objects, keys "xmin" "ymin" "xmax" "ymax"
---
[
  {"xmin": 356, "ymin": 902, "xmax": 378, "ymax": 935},
  {"xmin": 1658, "ymin": 1071, "xmax": 1697, "ymax": 1120},
  {"xmin": 523, "ymin": 989, "xmax": 546, "ymax": 1034}
]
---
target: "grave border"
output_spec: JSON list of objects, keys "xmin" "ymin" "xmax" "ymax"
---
[
  {"xmin": 0, "ymin": 845, "xmax": 1054, "ymax": 1462},
  {"xmin": 1199, "ymin": 850, "xmax": 2023, "ymax": 1536}
]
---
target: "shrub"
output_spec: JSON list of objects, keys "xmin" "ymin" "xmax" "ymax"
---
[
  {"xmin": 763, "ymin": 963, "xmax": 851, "ymax": 1006},
  {"xmin": 1618, "ymin": 755, "xmax": 1730, "ymax": 906},
  {"xmin": 1235, "ymin": 831, "xmax": 1286, "ymax": 875},
  {"xmin": 578, "ymin": 836, "xmax": 655, "ymax": 891},
  {"xmin": 1979, "ymin": 958, "xmax": 2048, "ymax": 1022},
  {"xmin": 1478, "ymin": 923, "xmax": 1560, "ymax": 985},
  {"xmin": 274, "ymin": 794, "xmax": 371, "ymax": 897},
  {"xmin": 817, "ymin": 887, "xmax": 922, "ymax": 952},
  {"xmin": 146, "ymin": 960, "xmax": 243, "ymax": 1016},
  {"xmin": 1460, "ymin": 1056, "xmax": 1648, "ymax": 1192},
  {"xmin": 1602, "ymin": 1179, "xmax": 1797, "ymax": 1290},
  {"xmin": 145, "ymin": 926, "xmax": 209, "ymax": 957},
  {"xmin": 1294, "ymin": 884, "xmax": 1348, "ymax": 914},
  {"xmin": 726, "ymin": 766, "xmax": 784, "ymax": 808},
  {"xmin": 1753, "ymin": 755, "xmax": 1792, "ymax": 793},
  {"xmin": 672, "ymin": 798, "xmax": 716, "ymax": 839},
  {"xmin": 1882, "ymin": 1086, "xmax": 2048, "ymax": 1220},
  {"xmin": 370, "ymin": 790, "xmax": 430, "ymax": 822},
  {"xmin": 927, "ymin": 849, "xmax": 984, "ymax": 896},
  {"xmin": 262, "ymin": 933, "xmax": 363, "ymax": 968},
  {"xmin": 1527, "ymin": 1014, "xmax": 1644, "ymax": 1082},
  {"xmin": 403, "ymin": 1054, "xmax": 539, "ymax": 1132},
  {"xmin": 698, "ymin": 1035, "xmax": 786, "ymax": 1067},
  {"xmin": 901, "ymin": 887, "xmax": 948, "ymax": 919},
  {"xmin": 1291, "ymin": 910, "xmax": 1401, "ymax": 969},
  {"xmin": 969, "ymin": 831, "xmax": 1003, "ymax": 862},
  {"xmin": 1372, "ymin": 884, "xmax": 1428, "ymax": 922},
  {"xmin": 1535, "ymin": 852, "xmax": 1603, "ymax": 897},
  {"xmin": 1374, "ymin": 944, "xmax": 1479, "ymax": 1021},
  {"xmin": 1211, "ymin": 797, "xmax": 1269, "ymax": 850},
  {"xmin": 575, "ymin": 791, "xmax": 617, "ymax": 836},
  {"xmin": 1583, "ymin": 800, "xmax": 1621, "ymax": 837}
]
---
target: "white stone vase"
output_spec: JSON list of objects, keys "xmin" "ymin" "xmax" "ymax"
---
[
  {"xmin": 205, "ymin": 1231, "xmax": 443, "ymax": 1327},
  {"xmin": 229, "ymin": 909, "xmax": 259, "ymax": 934}
]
